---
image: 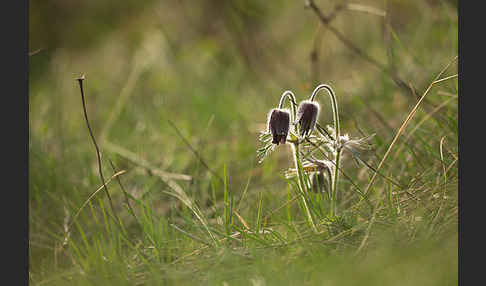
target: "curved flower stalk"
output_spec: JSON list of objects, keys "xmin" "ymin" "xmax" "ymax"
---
[
  {"xmin": 278, "ymin": 90, "xmax": 298, "ymax": 121},
  {"xmin": 309, "ymin": 84, "xmax": 340, "ymax": 147},
  {"xmin": 307, "ymin": 84, "xmax": 341, "ymax": 217}
]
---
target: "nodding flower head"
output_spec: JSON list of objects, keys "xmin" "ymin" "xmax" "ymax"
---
[
  {"xmin": 295, "ymin": 100, "xmax": 320, "ymax": 137},
  {"xmin": 267, "ymin": 108, "xmax": 290, "ymax": 145}
]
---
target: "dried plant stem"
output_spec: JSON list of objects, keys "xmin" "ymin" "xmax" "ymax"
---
[
  {"xmin": 309, "ymin": 1, "xmax": 347, "ymax": 86},
  {"xmin": 103, "ymin": 140, "xmax": 192, "ymax": 182},
  {"xmin": 305, "ymin": 0, "xmax": 414, "ymax": 95},
  {"xmin": 29, "ymin": 48, "xmax": 45, "ymax": 56},
  {"xmin": 392, "ymin": 94, "xmax": 457, "ymax": 159},
  {"xmin": 63, "ymin": 170, "xmax": 127, "ymax": 245},
  {"xmin": 168, "ymin": 119, "xmax": 223, "ymax": 184},
  {"xmin": 305, "ymin": 0, "xmax": 385, "ymax": 71},
  {"xmin": 360, "ymin": 56, "xmax": 458, "ymax": 201},
  {"xmin": 345, "ymin": 3, "xmax": 386, "ymax": 17},
  {"xmin": 431, "ymin": 137, "xmax": 448, "ymax": 226},
  {"xmin": 108, "ymin": 159, "xmax": 138, "ymax": 223},
  {"xmin": 76, "ymin": 75, "xmax": 119, "ymax": 223}
]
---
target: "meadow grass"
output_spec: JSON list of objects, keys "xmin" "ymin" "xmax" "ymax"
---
[{"xmin": 29, "ymin": 1, "xmax": 457, "ymax": 285}]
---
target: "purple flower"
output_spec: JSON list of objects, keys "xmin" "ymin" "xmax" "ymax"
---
[
  {"xmin": 267, "ymin": 108, "xmax": 290, "ymax": 145},
  {"xmin": 295, "ymin": 100, "xmax": 320, "ymax": 137}
]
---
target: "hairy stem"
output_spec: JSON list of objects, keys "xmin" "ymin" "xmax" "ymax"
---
[
  {"xmin": 292, "ymin": 143, "xmax": 317, "ymax": 232},
  {"xmin": 278, "ymin": 90, "xmax": 298, "ymax": 123},
  {"xmin": 310, "ymin": 84, "xmax": 341, "ymax": 217}
]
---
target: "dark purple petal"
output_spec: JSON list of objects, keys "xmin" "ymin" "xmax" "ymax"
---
[
  {"xmin": 296, "ymin": 101, "xmax": 319, "ymax": 137},
  {"xmin": 268, "ymin": 109, "xmax": 290, "ymax": 145}
]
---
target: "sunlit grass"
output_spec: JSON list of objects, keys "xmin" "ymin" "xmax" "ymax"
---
[{"xmin": 29, "ymin": 0, "xmax": 457, "ymax": 285}]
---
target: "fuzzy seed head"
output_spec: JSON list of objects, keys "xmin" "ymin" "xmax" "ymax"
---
[
  {"xmin": 267, "ymin": 108, "xmax": 290, "ymax": 145},
  {"xmin": 295, "ymin": 100, "xmax": 320, "ymax": 137}
]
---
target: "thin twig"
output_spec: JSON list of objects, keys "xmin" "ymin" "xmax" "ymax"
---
[
  {"xmin": 305, "ymin": 0, "xmax": 414, "ymax": 96},
  {"xmin": 108, "ymin": 159, "xmax": 138, "ymax": 224},
  {"xmin": 345, "ymin": 3, "xmax": 386, "ymax": 17},
  {"xmin": 305, "ymin": 0, "xmax": 384, "ymax": 69},
  {"xmin": 309, "ymin": 2, "xmax": 347, "ymax": 86},
  {"xmin": 76, "ymin": 75, "xmax": 119, "ymax": 223},
  {"xmin": 168, "ymin": 120, "xmax": 224, "ymax": 184}
]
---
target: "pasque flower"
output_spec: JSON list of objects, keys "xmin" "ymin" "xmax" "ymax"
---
[
  {"xmin": 257, "ymin": 91, "xmax": 296, "ymax": 163},
  {"xmin": 267, "ymin": 108, "xmax": 290, "ymax": 145},
  {"xmin": 257, "ymin": 83, "xmax": 363, "ymax": 220},
  {"xmin": 295, "ymin": 100, "xmax": 320, "ymax": 137}
]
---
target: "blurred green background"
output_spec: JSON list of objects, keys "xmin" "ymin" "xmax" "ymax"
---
[{"xmin": 29, "ymin": 0, "xmax": 457, "ymax": 284}]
